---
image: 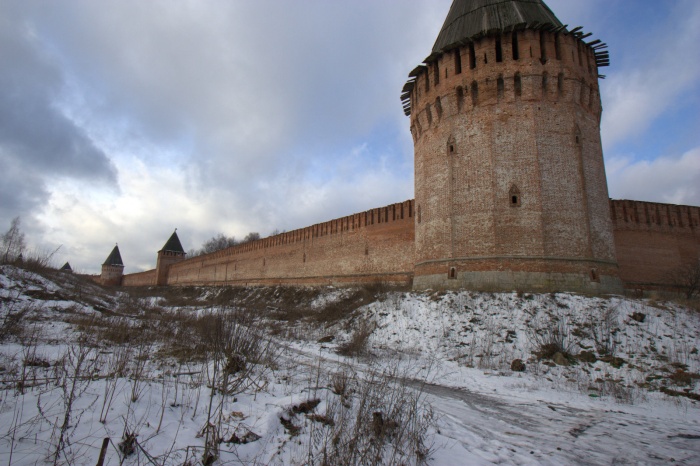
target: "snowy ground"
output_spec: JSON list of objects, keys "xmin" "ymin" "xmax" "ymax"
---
[{"xmin": 1, "ymin": 265, "xmax": 699, "ymax": 465}]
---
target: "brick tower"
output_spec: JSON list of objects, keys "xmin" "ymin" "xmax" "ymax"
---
[
  {"xmin": 155, "ymin": 230, "xmax": 186, "ymax": 286},
  {"xmin": 404, "ymin": 0, "xmax": 623, "ymax": 293},
  {"xmin": 100, "ymin": 244, "xmax": 124, "ymax": 286}
]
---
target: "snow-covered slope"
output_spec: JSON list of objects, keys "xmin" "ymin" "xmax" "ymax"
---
[{"xmin": 1, "ymin": 266, "xmax": 699, "ymax": 465}]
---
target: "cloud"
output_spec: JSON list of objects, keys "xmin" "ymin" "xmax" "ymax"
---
[
  {"xmin": 0, "ymin": 2, "xmax": 116, "ymax": 226},
  {"xmin": 1, "ymin": 0, "xmax": 697, "ymax": 274},
  {"xmin": 6, "ymin": 0, "xmax": 446, "ymax": 272},
  {"xmin": 606, "ymin": 147, "xmax": 700, "ymax": 206},
  {"xmin": 600, "ymin": 0, "xmax": 700, "ymax": 148}
]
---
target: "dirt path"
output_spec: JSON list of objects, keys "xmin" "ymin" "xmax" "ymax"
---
[
  {"xmin": 280, "ymin": 342, "xmax": 700, "ymax": 465},
  {"xmin": 418, "ymin": 381, "xmax": 700, "ymax": 465}
]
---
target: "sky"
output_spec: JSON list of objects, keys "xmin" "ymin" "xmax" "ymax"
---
[{"xmin": 1, "ymin": 0, "xmax": 699, "ymax": 274}]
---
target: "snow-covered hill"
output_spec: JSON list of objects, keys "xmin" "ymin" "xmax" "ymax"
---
[{"xmin": 1, "ymin": 265, "xmax": 699, "ymax": 465}]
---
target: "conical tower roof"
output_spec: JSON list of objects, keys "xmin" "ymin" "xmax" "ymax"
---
[
  {"xmin": 103, "ymin": 245, "xmax": 124, "ymax": 266},
  {"xmin": 160, "ymin": 230, "xmax": 185, "ymax": 254},
  {"xmin": 432, "ymin": 0, "xmax": 564, "ymax": 54},
  {"xmin": 60, "ymin": 262, "xmax": 72, "ymax": 271}
]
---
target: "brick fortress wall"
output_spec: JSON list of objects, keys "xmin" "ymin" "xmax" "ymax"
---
[
  {"xmin": 122, "ymin": 269, "xmax": 156, "ymax": 287},
  {"xmin": 118, "ymin": 199, "xmax": 699, "ymax": 292},
  {"xmin": 149, "ymin": 201, "xmax": 415, "ymax": 287},
  {"xmin": 610, "ymin": 200, "xmax": 700, "ymax": 292}
]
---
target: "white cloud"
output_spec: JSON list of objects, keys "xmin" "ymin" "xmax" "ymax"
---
[
  {"xmin": 601, "ymin": 0, "xmax": 700, "ymax": 148},
  {"xmin": 3, "ymin": 0, "xmax": 698, "ymax": 274},
  {"xmin": 606, "ymin": 147, "xmax": 700, "ymax": 206}
]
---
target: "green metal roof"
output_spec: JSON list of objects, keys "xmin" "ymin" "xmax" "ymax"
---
[
  {"xmin": 432, "ymin": 0, "xmax": 563, "ymax": 54},
  {"xmin": 161, "ymin": 230, "xmax": 185, "ymax": 254},
  {"xmin": 103, "ymin": 245, "xmax": 124, "ymax": 266}
]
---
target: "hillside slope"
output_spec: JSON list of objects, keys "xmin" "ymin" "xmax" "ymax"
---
[{"xmin": 1, "ymin": 265, "xmax": 699, "ymax": 465}]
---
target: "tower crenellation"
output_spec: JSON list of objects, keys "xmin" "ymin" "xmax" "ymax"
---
[{"xmin": 409, "ymin": 29, "xmax": 603, "ymax": 144}]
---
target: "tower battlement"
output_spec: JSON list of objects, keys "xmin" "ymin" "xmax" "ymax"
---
[{"xmin": 408, "ymin": 30, "xmax": 604, "ymax": 144}]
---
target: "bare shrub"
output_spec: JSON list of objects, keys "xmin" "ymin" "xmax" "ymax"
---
[
  {"xmin": 21, "ymin": 246, "xmax": 62, "ymax": 273},
  {"xmin": 1, "ymin": 303, "xmax": 32, "ymax": 342},
  {"xmin": 330, "ymin": 369, "xmax": 353, "ymax": 399},
  {"xmin": 668, "ymin": 260, "xmax": 700, "ymax": 299},
  {"xmin": 302, "ymin": 362, "xmax": 435, "ymax": 465},
  {"xmin": 337, "ymin": 319, "xmax": 375, "ymax": 357},
  {"xmin": 590, "ymin": 303, "xmax": 619, "ymax": 356},
  {"xmin": 593, "ymin": 378, "xmax": 643, "ymax": 404},
  {"xmin": 527, "ymin": 313, "xmax": 574, "ymax": 361},
  {"xmin": 17, "ymin": 326, "xmax": 45, "ymax": 394},
  {"xmin": 1, "ymin": 216, "xmax": 26, "ymax": 264},
  {"xmin": 99, "ymin": 346, "xmax": 130, "ymax": 423},
  {"xmin": 129, "ymin": 341, "xmax": 151, "ymax": 402},
  {"xmin": 49, "ymin": 337, "xmax": 98, "ymax": 464},
  {"xmin": 194, "ymin": 307, "xmax": 279, "ymax": 462}
]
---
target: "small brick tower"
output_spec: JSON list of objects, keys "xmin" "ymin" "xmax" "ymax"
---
[
  {"xmin": 405, "ymin": 0, "xmax": 622, "ymax": 293},
  {"xmin": 155, "ymin": 230, "xmax": 186, "ymax": 286},
  {"xmin": 101, "ymin": 244, "xmax": 124, "ymax": 286}
]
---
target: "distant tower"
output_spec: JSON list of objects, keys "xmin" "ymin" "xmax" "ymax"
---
[
  {"xmin": 155, "ymin": 230, "xmax": 186, "ymax": 286},
  {"xmin": 404, "ymin": 0, "xmax": 622, "ymax": 293},
  {"xmin": 101, "ymin": 245, "xmax": 124, "ymax": 286}
]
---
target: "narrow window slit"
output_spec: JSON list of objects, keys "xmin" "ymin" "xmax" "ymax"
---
[
  {"xmin": 539, "ymin": 31, "xmax": 547, "ymax": 62},
  {"xmin": 557, "ymin": 73, "xmax": 564, "ymax": 96},
  {"xmin": 542, "ymin": 72, "xmax": 548, "ymax": 95},
  {"xmin": 454, "ymin": 49, "xmax": 462, "ymax": 74}
]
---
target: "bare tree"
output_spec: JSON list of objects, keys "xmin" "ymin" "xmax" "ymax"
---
[
  {"xmin": 241, "ymin": 232, "xmax": 260, "ymax": 243},
  {"xmin": 189, "ymin": 231, "xmax": 261, "ymax": 257},
  {"xmin": 669, "ymin": 260, "xmax": 700, "ymax": 299},
  {"xmin": 190, "ymin": 233, "xmax": 237, "ymax": 256},
  {"xmin": 2, "ymin": 216, "xmax": 26, "ymax": 263}
]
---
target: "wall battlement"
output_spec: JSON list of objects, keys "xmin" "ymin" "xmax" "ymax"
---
[
  {"xmin": 196, "ymin": 200, "xmax": 413, "ymax": 261},
  {"xmin": 119, "ymin": 200, "xmax": 417, "ymax": 288},
  {"xmin": 610, "ymin": 199, "xmax": 700, "ymax": 232},
  {"xmin": 611, "ymin": 200, "xmax": 700, "ymax": 291}
]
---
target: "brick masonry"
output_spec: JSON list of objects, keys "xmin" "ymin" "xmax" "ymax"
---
[
  {"xmin": 410, "ymin": 30, "xmax": 621, "ymax": 293},
  {"xmin": 113, "ymin": 198, "xmax": 698, "ymax": 293},
  {"xmin": 159, "ymin": 201, "xmax": 415, "ymax": 287},
  {"xmin": 611, "ymin": 200, "xmax": 700, "ymax": 292}
]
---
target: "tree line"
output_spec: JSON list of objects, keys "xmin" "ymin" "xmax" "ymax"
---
[{"xmin": 187, "ymin": 232, "xmax": 261, "ymax": 257}]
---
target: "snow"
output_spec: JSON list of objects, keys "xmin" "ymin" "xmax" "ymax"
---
[{"xmin": 1, "ymin": 266, "xmax": 699, "ymax": 465}]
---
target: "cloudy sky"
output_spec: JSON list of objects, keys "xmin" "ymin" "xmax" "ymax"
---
[{"xmin": 1, "ymin": 0, "xmax": 699, "ymax": 274}]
